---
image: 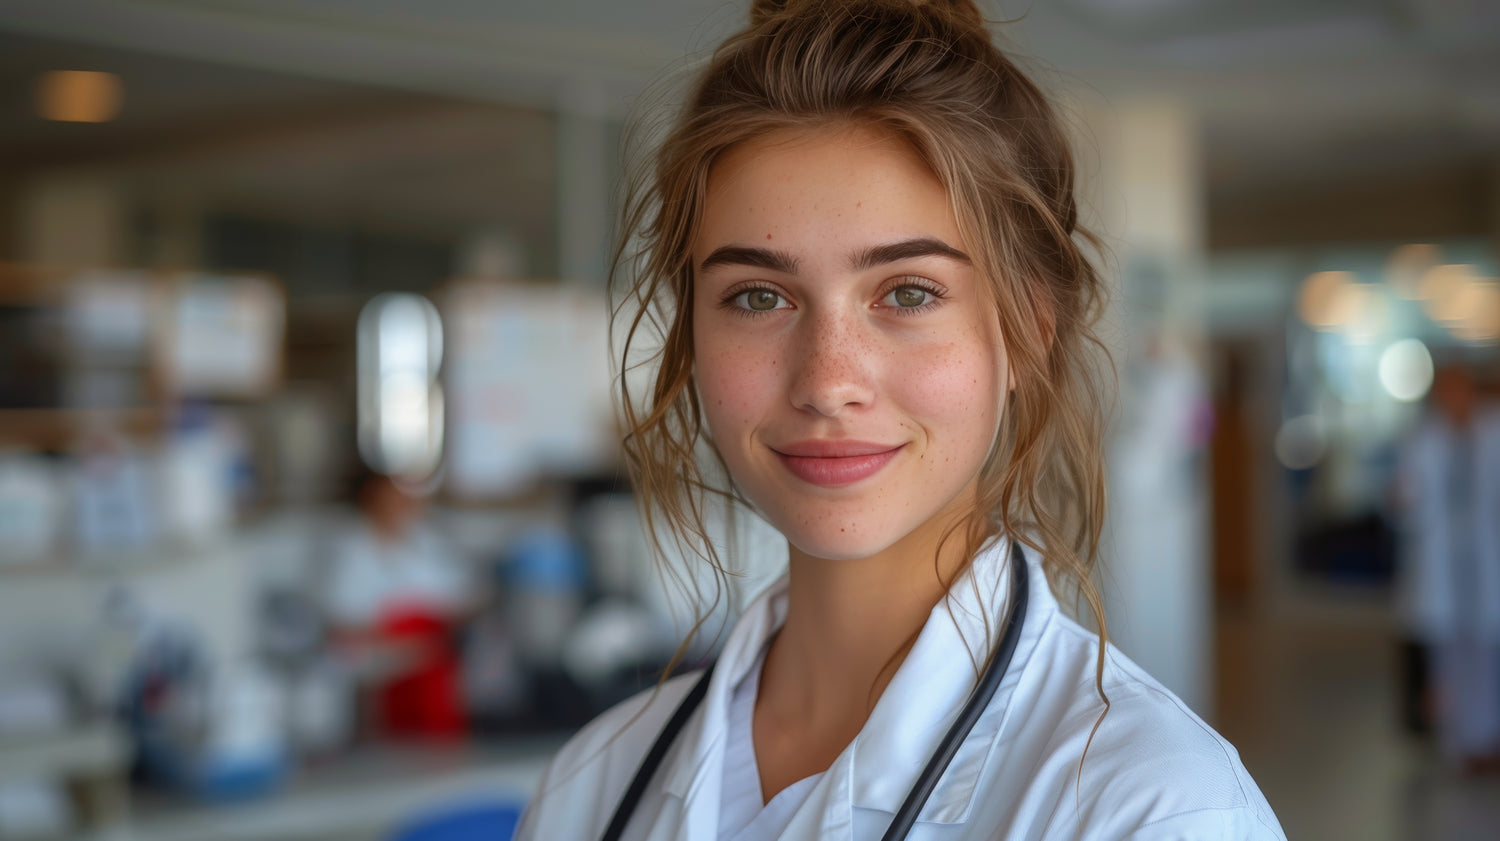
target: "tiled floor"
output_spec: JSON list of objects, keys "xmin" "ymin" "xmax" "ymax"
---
[{"xmin": 1214, "ymin": 604, "xmax": 1500, "ymax": 841}]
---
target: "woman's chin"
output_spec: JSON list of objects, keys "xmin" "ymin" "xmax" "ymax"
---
[{"xmin": 782, "ymin": 527, "xmax": 900, "ymax": 563}]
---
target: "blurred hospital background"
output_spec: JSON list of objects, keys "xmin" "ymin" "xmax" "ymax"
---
[{"xmin": 0, "ymin": 0, "xmax": 1497, "ymax": 839}]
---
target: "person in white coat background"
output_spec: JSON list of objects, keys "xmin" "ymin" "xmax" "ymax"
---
[
  {"xmin": 1397, "ymin": 363, "xmax": 1500, "ymax": 771},
  {"xmin": 517, "ymin": 1, "xmax": 1286, "ymax": 838}
]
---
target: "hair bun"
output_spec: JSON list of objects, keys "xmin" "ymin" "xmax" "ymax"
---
[
  {"xmin": 933, "ymin": 0, "xmax": 986, "ymax": 28},
  {"xmin": 748, "ymin": 0, "xmax": 790, "ymax": 26}
]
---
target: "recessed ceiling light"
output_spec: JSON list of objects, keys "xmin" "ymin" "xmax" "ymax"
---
[{"xmin": 37, "ymin": 70, "xmax": 123, "ymax": 123}]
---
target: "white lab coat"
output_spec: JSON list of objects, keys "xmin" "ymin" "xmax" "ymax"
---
[
  {"xmin": 324, "ymin": 521, "xmax": 471, "ymax": 628},
  {"xmin": 1396, "ymin": 408, "xmax": 1500, "ymax": 759},
  {"xmin": 516, "ymin": 539, "xmax": 1284, "ymax": 841},
  {"xmin": 1396, "ymin": 408, "xmax": 1500, "ymax": 645}
]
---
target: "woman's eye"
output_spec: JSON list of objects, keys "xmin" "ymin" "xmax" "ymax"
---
[
  {"xmin": 735, "ymin": 289, "xmax": 786, "ymax": 312},
  {"xmin": 884, "ymin": 285, "xmax": 934, "ymax": 309}
]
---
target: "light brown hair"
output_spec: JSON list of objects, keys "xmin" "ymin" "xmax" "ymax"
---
[{"xmin": 614, "ymin": 0, "xmax": 1113, "ymax": 699}]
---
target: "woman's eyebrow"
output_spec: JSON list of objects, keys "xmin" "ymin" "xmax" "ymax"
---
[
  {"xmin": 697, "ymin": 238, "xmax": 968, "ymax": 275},
  {"xmin": 851, "ymin": 237, "xmax": 970, "ymax": 270},
  {"xmin": 698, "ymin": 245, "xmax": 799, "ymax": 274}
]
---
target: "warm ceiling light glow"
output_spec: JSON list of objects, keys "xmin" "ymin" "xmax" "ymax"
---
[
  {"xmin": 1451, "ymin": 281, "xmax": 1500, "ymax": 344},
  {"xmin": 1420, "ymin": 264, "xmax": 1481, "ymax": 323},
  {"xmin": 1297, "ymin": 270, "xmax": 1353, "ymax": 329},
  {"xmin": 1332, "ymin": 283, "xmax": 1385, "ymax": 342},
  {"xmin": 37, "ymin": 70, "xmax": 123, "ymax": 123},
  {"xmin": 1296, "ymin": 271, "xmax": 1383, "ymax": 338},
  {"xmin": 1386, "ymin": 243, "xmax": 1441, "ymax": 299}
]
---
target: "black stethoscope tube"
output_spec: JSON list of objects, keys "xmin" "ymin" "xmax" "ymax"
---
[
  {"xmin": 598, "ymin": 658, "xmax": 719, "ymax": 841},
  {"xmin": 600, "ymin": 546, "xmax": 1031, "ymax": 841},
  {"xmin": 879, "ymin": 545, "xmax": 1029, "ymax": 839}
]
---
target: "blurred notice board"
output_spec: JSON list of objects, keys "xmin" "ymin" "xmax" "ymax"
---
[
  {"xmin": 160, "ymin": 273, "xmax": 284, "ymax": 399},
  {"xmin": 442, "ymin": 281, "xmax": 615, "ymax": 497}
]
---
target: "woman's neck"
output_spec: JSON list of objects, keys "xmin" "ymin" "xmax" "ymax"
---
[
  {"xmin": 751, "ymin": 502, "xmax": 981, "ymax": 798},
  {"xmin": 777, "ymin": 539, "xmax": 959, "ymax": 707}
]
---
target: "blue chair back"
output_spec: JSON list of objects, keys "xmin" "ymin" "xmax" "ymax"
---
[{"xmin": 389, "ymin": 800, "xmax": 523, "ymax": 841}]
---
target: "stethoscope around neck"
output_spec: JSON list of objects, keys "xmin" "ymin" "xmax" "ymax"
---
[{"xmin": 599, "ymin": 544, "xmax": 1031, "ymax": 841}]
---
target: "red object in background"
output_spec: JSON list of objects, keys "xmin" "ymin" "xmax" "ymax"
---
[{"xmin": 374, "ymin": 605, "xmax": 466, "ymax": 739}]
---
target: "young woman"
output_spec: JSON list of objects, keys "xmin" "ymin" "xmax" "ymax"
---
[{"xmin": 518, "ymin": 1, "xmax": 1286, "ymax": 838}]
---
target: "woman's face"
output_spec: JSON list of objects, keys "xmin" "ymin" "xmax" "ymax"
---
[{"xmin": 692, "ymin": 124, "xmax": 1007, "ymax": 562}]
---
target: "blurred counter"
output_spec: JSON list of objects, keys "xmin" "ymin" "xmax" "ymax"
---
[{"xmin": 0, "ymin": 724, "xmax": 130, "ymax": 836}]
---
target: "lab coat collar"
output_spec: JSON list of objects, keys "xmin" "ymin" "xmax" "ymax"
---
[
  {"xmin": 850, "ymin": 536, "xmax": 1050, "ymax": 823},
  {"xmin": 661, "ymin": 536, "xmax": 1052, "ymax": 829},
  {"xmin": 656, "ymin": 562, "xmax": 793, "ymax": 827}
]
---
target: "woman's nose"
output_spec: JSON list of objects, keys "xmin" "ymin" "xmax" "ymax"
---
[{"xmin": 788, "ymin": 313, "xmax": 876, "ymax": 418}]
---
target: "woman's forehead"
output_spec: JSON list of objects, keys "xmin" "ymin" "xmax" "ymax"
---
[
  {"xmin": 707, "ymin": 123, "xmax": 930, "ymax": 188},
  {"xmin": 695, "ymin": 124, "xmax": 958, "ymax": 257}
]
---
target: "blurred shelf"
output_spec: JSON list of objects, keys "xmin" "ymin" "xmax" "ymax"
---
[
  {"xmin": 0, "ymin": 407, "xmax": 165, "ymax": 449},
  {"xmin": 121, "ymin": 737, "xmax": 561, "ymax": 841},
  {"xmin": 0, "ymin": 536, "xmax": 233, "ymax": 578},
  {"xmin": 0, "ymin": 263, "xmax": 73, "ymax": 305}
]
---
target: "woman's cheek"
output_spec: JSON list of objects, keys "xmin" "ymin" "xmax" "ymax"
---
[
  {"xmin": 904, "ymin": 342, "xmax": 998, "ymax": 423},
  {"xmin": 698, "ymin": 343, "xmax": 765, "ymax": 434}
]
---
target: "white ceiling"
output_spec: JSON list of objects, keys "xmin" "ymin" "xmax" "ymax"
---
[{"xmin": 0, "ymin": 0, "xmax": 1497, "ymax": 213}]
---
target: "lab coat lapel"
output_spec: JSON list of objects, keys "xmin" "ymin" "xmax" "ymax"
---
[
  {"xmin": 646, "ymin": 576, "xmax": 792, "ymax": 840},
  {"xmin": 848, "ymin": 538, "xmax": 1042, "ymax": 826},
  {"xmin": 779, "ymin": 754, "xmax": 857, "ymax": 841}
]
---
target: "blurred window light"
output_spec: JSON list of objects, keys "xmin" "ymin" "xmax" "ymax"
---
[
  {"xmin": 36, "ymin": 70, "xmax": 122, "ymax": 123},
  {"xmin": 1377, "ymin": 339, "xmax": 1433, "ymax": 402},
  {"xmin": 1385, "ymin": 244, "xmax": 1442, "ymax": 300},
  {"xmin": 357, "ymin": 293, "xmax": 445, "ymax": 480},
  {"xmin": 1275, "ymin": 414, "xmax": 1327, "ymax": 471}
]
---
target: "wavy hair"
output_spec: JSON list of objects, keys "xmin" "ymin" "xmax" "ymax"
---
[{"xmin": 613, "ymin": 0, "xmax": 1113, "ymax": 705}]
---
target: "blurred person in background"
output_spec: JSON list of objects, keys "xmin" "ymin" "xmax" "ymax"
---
[
  {"xmin": 516, "ymin": 1, "xmax": 1285, "ymax": 839},
  {"xmin": 323, "ymin": 470, "xmax": 476, "ymax": 740},
  {"xmin": 1396, "ymin": 362, "xmax": 1500, "ymax": 773}
]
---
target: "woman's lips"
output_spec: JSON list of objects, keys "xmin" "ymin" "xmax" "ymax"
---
[{"xmin": 772, "ymin": 441, "xmax": 904, "ymax": 487}]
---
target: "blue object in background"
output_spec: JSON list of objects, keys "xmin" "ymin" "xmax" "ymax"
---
[
  {"xmin": 389, "ymin": 799, "xmax": 524, "ymax": 841},
  {"xmin": 505, "ymin": 526, "xmax": 587, "ymax": 593}
]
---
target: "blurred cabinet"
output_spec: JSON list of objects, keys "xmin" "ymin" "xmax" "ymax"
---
[
  {"xmin": 0, "ymin": 264, "xmax": 285, "ymax": 574},
  {"xmin": 0, "ymin": 263, "xmax": 285, "ymax": 447}
]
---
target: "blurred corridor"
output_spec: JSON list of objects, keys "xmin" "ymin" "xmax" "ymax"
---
[
  {"xmin": 1217, "ymin": 605, "xmax": 1500, "ymax": 840},
  {"xmin": 1, "ymin": 1, "xmax": 1499, "ymax": 839}
]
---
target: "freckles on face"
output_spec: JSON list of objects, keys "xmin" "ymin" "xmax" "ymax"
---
[
  {"xmin": 704, "ymin": 341, "xmax": 765, "ymax": 425},
  {"xmin": 905, "ymin": 334, "xmax": 1001, "ymax": 454},
  {"xmin": 689, "ymin": 124, "xmax": 1006, "ymax": 561}
]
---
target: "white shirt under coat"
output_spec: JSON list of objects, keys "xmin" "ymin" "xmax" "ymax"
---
[{"xmin": 516, "ymin": 538, "xmax": 1285, "ymax": 841}]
